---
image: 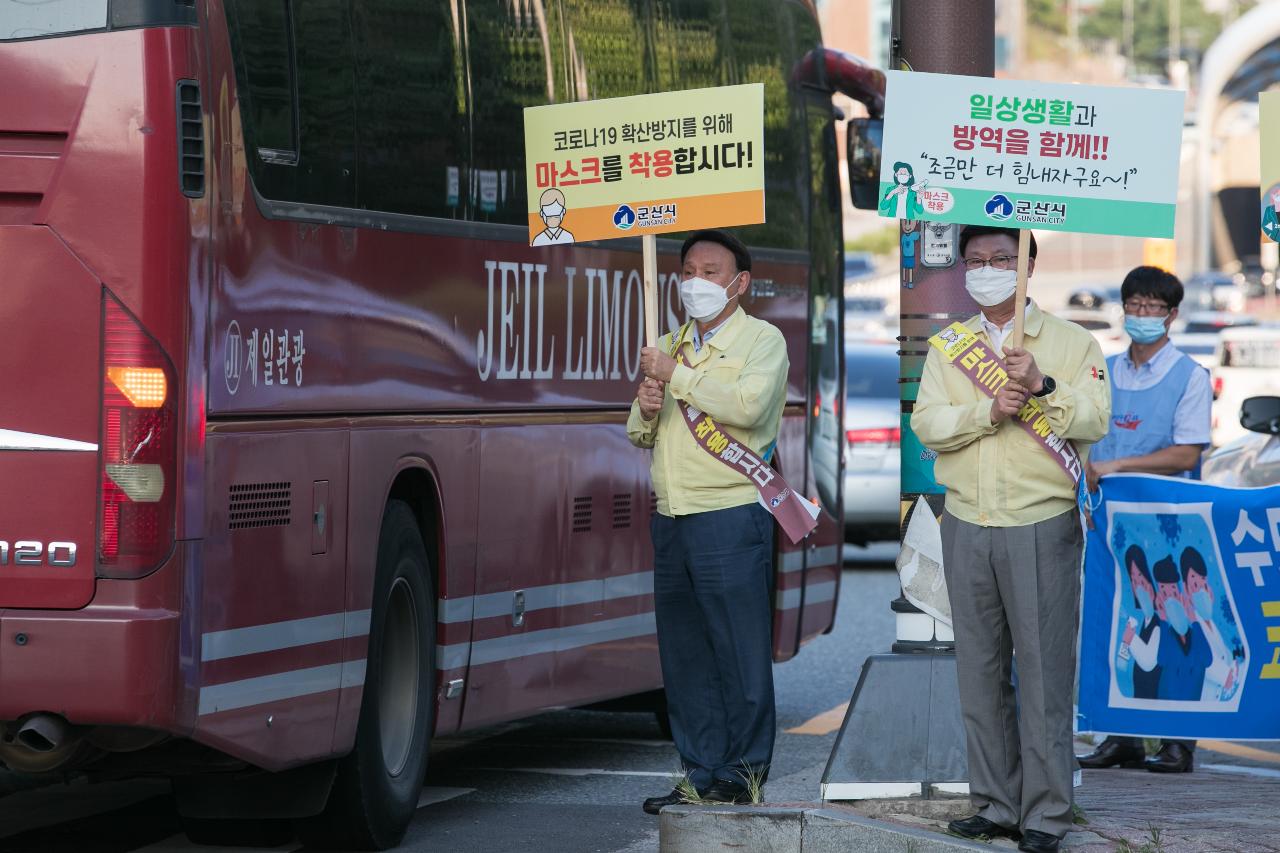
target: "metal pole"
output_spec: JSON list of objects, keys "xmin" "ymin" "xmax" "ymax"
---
[
  {"xmin": 823, "ymin": 2, "xmax": 996, "ymax": 802},
  {"xmin": 896, "ymin": 0, "xmax": 995, "ymax": 76},
  {"xmin": 895, "ymin": 0, "xmax": 993, "ymax": 653}
]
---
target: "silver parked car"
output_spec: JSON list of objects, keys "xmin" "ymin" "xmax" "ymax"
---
[
  {"xmin": 844, "ymin": 341, "xmax": 901, "ymax": 545},
  {"xmin": 1201, "ymin": 396, "xmax": 1280, "ymax": 487}
]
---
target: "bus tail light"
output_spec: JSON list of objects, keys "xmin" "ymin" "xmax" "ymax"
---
[{"xmin": 98, "ymin": 297, "xmax": 177, "ymax": 578}]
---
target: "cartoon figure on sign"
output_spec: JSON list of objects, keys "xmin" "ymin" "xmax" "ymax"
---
[
  {"xmin": 1152, "ymin": 554, "xmax": 1211, "ymax": 701},
  {"xmin": 1182, "ymin": 547, "xmax": 1240, "ymax": 701},
  {"xmin": 1117, "ymin": 545, "xmax": 1162, "ymax": 699},
  {"xmin": 880, "ymin": 161, "xmax": 926, "ymax": 220},
  {"xmin": 1261, "ymin": 184, "xmax": 1280, "ymax": 242},
  {"xmin": 900, "ymin": 219, "xmax": 921, "ymax": 289},
  {"xmin": 532, "ymin": 188, "xmax": 575, "ymax": 246},
  {"xmin": 1105, "ymin": 507, "xmax": 1247, "ymax": 712}
]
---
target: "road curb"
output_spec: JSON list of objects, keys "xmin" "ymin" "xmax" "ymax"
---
[{"xmin": 658, "ymin": 804, "xmax": 995, "ymax": 853}]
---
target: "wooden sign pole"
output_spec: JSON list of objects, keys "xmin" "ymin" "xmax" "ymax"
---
[
  {"xmin": 1010, "ymin": 228, "xmax": 1031, "ymax": 350},
  {"xmin": 643, "ymin": 234, "xmax": 660, "ymax": 347}
]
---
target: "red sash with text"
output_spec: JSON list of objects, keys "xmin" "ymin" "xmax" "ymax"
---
[
  {"xmin": 928, "ymin": 322, "xmax": 1082, "ymax": 486},
  {"xmin": 670, "ymin": 327, "xmax": 819, "ymax": 544}
]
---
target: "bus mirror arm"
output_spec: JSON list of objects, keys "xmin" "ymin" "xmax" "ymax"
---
[{"xmin": 791, "ymin": 48, "xmax": 886, "ymax": 212}]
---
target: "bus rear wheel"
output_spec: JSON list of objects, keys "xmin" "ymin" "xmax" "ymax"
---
[{"xmin": 297, "ymin": 501, "xmax": 435, "ymax": 850}]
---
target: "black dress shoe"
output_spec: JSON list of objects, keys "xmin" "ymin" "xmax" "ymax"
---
[
  {"xmin": 1076, "ymin": 737, "xmax": 1146, "ymax": 769},
  {"xmin": 1146, "ymin": 741, "xmax": 1194, "ymax": 773},
  {"xmin": 702, "ymin": 779, "xmax": 753, "ymax": 804},
  {"xmin": 643, "ymin": 787, "xmax": 697, "ymax": 815},
  {"xmin": 947, "ymin": 814, "xmax": 1021, "ymax": 840},
  {"xmin": 1018, "ymin": 829, "xmax": 1061, "ymax": 853}
]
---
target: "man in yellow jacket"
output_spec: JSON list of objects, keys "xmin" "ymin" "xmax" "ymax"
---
[
  {"xmin": 627, "ymin": 229, "xmax": 788, "ymax": 815},
  {"xmin": 911, "ymin": 226, "xmax": 1110, "ymax": 853}
]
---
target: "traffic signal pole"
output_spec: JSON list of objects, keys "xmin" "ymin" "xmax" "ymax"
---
[{"xmin": 822, "ymin": 0, "xmax": 994, "ymax": 802}]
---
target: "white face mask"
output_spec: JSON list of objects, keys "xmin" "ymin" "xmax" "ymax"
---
[
  {"xmin": 541, "ymin": 201, "xmax": 565, "ymax": 221},
  {"xmin": 964, "ymin": 266, "xmax": 1018, "ymax": 307},
  {"xmin": 679, "ymin": 273, "xmax": 742, "ymax": 322},
  {"xmin": 895, "ymin": 170, "xmax": 910, "ymax": 184}
]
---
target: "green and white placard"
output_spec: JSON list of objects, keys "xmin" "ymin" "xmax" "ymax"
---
[{"xmin": 878, "ymin": 71, "xmax": 1184, "ymax": 238}]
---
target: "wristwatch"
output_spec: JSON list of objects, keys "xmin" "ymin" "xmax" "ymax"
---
[{"xmin": 1033, "ymin": 375, "xmax": 1056, "ymax": 397}]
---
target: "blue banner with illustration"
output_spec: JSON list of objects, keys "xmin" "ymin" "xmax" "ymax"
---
[{"xmin": 1078, "ymin": 474, "xmax": 1280, "ymax": 741}]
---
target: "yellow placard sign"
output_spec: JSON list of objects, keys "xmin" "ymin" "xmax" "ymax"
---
[{"xmin": 522, "ymin": 84, "xmax": 765, "ymax": 247}]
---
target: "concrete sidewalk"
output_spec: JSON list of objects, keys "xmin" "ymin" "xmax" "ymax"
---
[{"xmin": 660, "ymin": 751, "xmax": 1280, "ymax": 852}]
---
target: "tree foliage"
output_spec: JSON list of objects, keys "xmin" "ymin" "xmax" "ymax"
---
[{"xmin": 1079, "ymin": 0, "xmax": 1255, "ymax": 73}]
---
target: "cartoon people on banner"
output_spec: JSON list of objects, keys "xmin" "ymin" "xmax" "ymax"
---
[
  {"xmin": 1109, "ymin": 510, "xmax": 1244, "ymax": 709},
  {"xmin": 532, "ymin": 188, "xmax": 575, "ymax": 246},
  {"xmin": 880, "ymin": 160, "xmax": 926, "ymax": 220},
  {"xmin": 900, "ymin": 219, "xmax": 920, "ymax": 288},
  {"xmin": 1262, "ymin": 183, "xmax": 1280, "ymax": 243}
]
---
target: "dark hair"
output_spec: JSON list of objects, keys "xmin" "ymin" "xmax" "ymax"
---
[
  {"xmin": 892, "ymin": 161, "xmax": 915, "ymax": 184},
  {"xmin": 680, "ymin": 229, "xmax": 752, "ymax": 273},
  {"xmin": 1120, "ymin": 265, "xmax": 1183, "ymax": 309},
  {"xmin": 1125, "ymin": 545, "xmax": 1152, "ymax": 607},
  {"xmin": 959, "ymin": 226, "xmax": 1038, "ymax": 259},
  {"xmin": 1180, "ymin": 546, "xmax": 1208, "ymax": 582},
  {"xmin": 1152, "ymin": 555, "xmax": 1180, "ymax": 586}
]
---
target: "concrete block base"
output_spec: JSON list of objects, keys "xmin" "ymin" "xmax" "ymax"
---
[{"xmin": 821, "ymin": 652, "xmax": 968, "ymax": 799}]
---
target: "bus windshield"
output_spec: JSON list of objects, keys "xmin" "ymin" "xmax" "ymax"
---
[{"xmin": 0, "ymin": 0, "xmax": 106, "ymax": 40}]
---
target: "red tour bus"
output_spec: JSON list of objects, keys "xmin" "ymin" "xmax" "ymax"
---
[{"xmin": 0, "ymin": 0, "xmax": 881, "ymax": 847}]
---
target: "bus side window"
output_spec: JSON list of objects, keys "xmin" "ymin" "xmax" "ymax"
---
[
  {"xmin": 353, "ymin": 0, "xmax": 467, "ymax": 219},
  {"xmin": 466, "ymin": 0, "xmax": 572, "ymax": 225},
  {"xmin": 227, "ymin": 0, "xmax": 299, "ymax": 199},
  {"xmin": 228, "ymin": 0, "xmax": 356, "ymax": 208},
  {"xmin": 680, "ymin": 0, "xmax": 809, "ymax": 252},
  {"xmin": 289, "ymin": 2, "xmax": 356, "ymax": 207}
]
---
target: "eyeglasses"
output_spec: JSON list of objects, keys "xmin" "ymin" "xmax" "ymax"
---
[
  {"xmin": 1122, "ymin": 299, "xmax": 1170, "ymax": 316},
  {"xmin": 962, "ymin": 255, "xmax": 1017, "ymax": 271}
]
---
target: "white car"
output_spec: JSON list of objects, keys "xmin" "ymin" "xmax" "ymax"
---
[
  {"xmin": 1201, "ymin": 396, "xmax": 1280, "ymax": 487},
  {"xmin": 1058, "ymin": 307, "xmax": 1127, "ymax": 357},
  {"xmin": 1211, "ymin": 326, "xmax": 1280, "ymax": 447},
  {"xmin": 1172, "ymin": 311, "xmax": 1259, "ymax": 372}
]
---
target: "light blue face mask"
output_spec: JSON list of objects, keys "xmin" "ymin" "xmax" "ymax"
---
[
  {"xmin": 1164, "ymin": 598, "xmax": 1191, "ymax": 635},
  {"xmin": 1124, "ymin": 315, "xmax": 1167, "ymax": 344},
  {"xmin": 1192, "ymin": 588, "xmax": 1213, "ymax": 622},
  {"xmin": 1137, "ymin": 587, "xmax": 1155, "ymax": 622}
]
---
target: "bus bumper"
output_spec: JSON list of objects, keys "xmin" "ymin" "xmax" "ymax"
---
[{"xmin": 0, "ymin": 544, "xmax": 193, "ymax": 732}]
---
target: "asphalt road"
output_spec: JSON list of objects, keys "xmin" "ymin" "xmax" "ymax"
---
[
  {"xmin": 0, "ymin": 549, "xmax": 900, "ymax": 853},
  {"xmin": 5, "ymin": 543, "xmax": 1279, "ymax": 852}
]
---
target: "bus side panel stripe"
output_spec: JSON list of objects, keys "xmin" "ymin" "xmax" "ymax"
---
[
  {"xmin": 435, "ymin": 612, "xmax": 657, "ymax": 670},
  {"xmin": 201, "ymin": 610, "xmax": 372, "ymax": 661},
  {"xmin": 198, "ymin": 664, "xmax": 354, "ymax": 715},
  {"xmin": 437, "ymin": 571, "xmax": 655, "ymax": 624}
]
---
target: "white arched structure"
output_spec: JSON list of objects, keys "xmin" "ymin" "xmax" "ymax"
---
[{"xmin": 1195, "ymin": 3, "xmax": 1280, "ymax": 272}]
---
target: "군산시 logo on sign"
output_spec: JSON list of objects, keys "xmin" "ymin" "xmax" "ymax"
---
[
  {"xmin": 985, "ymin": 193, "xmax": 1014, "ymax": 221},
  {"xmin": 1014, "ymin": 199, "xmax": 1068, "ymax": 225},
  {"xmin": 637, "ymin": 203, "xmax": 678, "ymax": 228},
  {"xmin": 613, "ymin": 204, "xmax": 636, "ymax": 230}
]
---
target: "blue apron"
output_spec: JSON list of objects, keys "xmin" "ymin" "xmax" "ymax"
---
[{"xmin": 1090, "ymin": 351, "xmax": 1201, "ymax": 479}]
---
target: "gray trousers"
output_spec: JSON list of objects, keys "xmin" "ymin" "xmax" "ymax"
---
[{"xmin": 941, "ymin": 509, "xmax": 1081, "ymax": 838}]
